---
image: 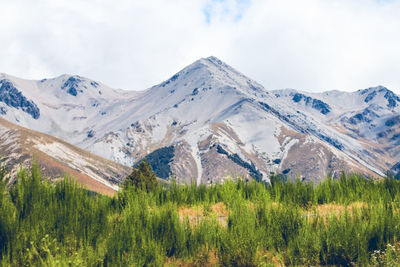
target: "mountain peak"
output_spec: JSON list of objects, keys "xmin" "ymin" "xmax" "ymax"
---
[
  {"xmin": 204, "ymin": 55, "xmax": 224, "ymax": 64},
  {"xmin": 40, "ymin": 74, "xmax": 103, "ymax": 97},
  {"xmin": 183, "ymin": 56, "xmax": 227, "ymax": 73},
  {"xmin": 358, "ymin": 85, "xmax": 400, "ymax": 108},
  {"xmin": 359, "ymin": 85, "xmax": 388, "ymax": 94},
  {"xmin": 155, "ymin": 56, "xmax": 266, "ymax": 99},
  {"xmin": 198, "ymin": 56, "xmax": 234, "ymax": 71},
  {"xmin": 206, "ymin": 55, "xmax": 220, "ymax": 61}
]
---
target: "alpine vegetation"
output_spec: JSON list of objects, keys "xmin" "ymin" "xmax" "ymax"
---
[{"xmin": 1, "ymin": 161, "xmax": 400, "ymax": 266}]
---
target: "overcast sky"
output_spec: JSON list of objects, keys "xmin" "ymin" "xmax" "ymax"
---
[{"xmin": 1, "ymin": 0, "xmax": 400, "ymax": 93}]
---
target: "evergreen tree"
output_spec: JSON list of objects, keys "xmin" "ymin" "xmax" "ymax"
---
[{"xmin": 124, "ymin": 159, "xmax": 158, "ymax": 192}]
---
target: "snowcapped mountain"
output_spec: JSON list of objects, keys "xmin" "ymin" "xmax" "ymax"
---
[
  {"xmin": 272, "ymin": 86, "xmax": 400, "ymax": 176},
  {"xmin": 1, "ymin": 56, "xmax": 399, "ymax": 184}
]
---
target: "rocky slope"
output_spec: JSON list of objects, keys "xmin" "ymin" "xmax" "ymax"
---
[
  {"xmin": 0, "ymin": 57, "xmax": 399, "ymax": 184},
  {"xmin": 0, "ymin": 117, "xmax": 131, "ymax": 195}
]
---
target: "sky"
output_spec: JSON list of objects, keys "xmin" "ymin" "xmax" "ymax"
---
[{"xmin": 1, "ymin": 0, "xmax": 400, "ymax": 93}]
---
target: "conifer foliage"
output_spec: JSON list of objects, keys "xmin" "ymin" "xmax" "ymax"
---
[{"xmin": 124, "ymin": 159, "xmax": 158, "ymax": 192}]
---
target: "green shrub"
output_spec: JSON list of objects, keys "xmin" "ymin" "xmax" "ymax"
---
[{"xmin": 1, "ymin": 161, "xmax": 400, "ymax": 266}]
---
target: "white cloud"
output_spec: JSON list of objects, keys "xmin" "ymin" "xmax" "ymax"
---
[{"xmin": 1, "ymin": 0, "xmax": 399, "ymax": 93}]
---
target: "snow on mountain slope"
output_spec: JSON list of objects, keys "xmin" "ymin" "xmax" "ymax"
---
[
  {"xmin": 0, "ymin": 117, "xmax": 131, "ymax": 195},
  {"xmin": 272, "ymin": 86, "xmax": 400, "ymax": 174},
  {"xmin": 1, "ymin": 57, "xmax": 399, "ymax": 184},
  {"xmin": 0, "ymin": 73, "xmax": 140, "ymax": 144}
]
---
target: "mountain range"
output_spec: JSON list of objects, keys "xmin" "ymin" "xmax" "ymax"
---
[{"xmin": 1, "ymin": 56, "xmax": 399, "ymax": 187}]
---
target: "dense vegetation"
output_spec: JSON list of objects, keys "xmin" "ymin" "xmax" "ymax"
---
[
  {"xmin": 1, "ymin": 161, "xmax": 400, "ymax": 266},
  {"xmin": 124, "ymin": 160, "xmax": 158, "ymax": 192}
]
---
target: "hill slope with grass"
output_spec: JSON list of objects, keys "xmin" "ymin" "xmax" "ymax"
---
[{"xmin": 0, "ymin": 117, "xmax": 130, "ymax": 195}]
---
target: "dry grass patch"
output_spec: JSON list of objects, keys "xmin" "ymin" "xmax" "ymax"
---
[
  {"xmin": 210, "ymin": 202, "xmax": 228, "ymax": 216},
  {"xmin": 177, "ymin": 205, "xmax": 203, "ymax": 226},
  {"xmin": 314, "ymin": 202, "xmax": 368, "ymax": 217},
  {"xmin": 302, "ymin": 202, "xmax": 370, "ymax": 226},
  {"xmin": 177, "ymin": 202, "xmax": 229, "ymax": 227},
  {"xmin": 210, "ymin": 202, "xmax": 228, "ymax": 226}
]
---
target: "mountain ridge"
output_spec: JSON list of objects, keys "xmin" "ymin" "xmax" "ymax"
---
[
  {"xmin": 1, "ymin": 56, "xmax": 399, "ymax": 184},
  {"xmin": 0, "ymin": 117, "xmax": 131, "ymax": 195}
]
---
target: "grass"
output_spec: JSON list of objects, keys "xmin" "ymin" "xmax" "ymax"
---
[{"xmin": 1, "ymin": 162, "xmax": 400, "ymax": 266}]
